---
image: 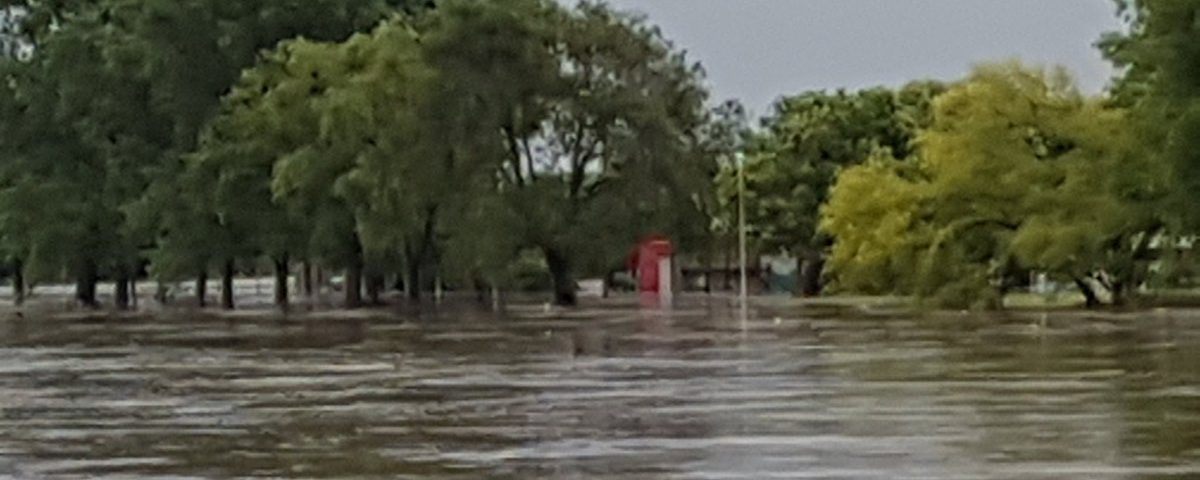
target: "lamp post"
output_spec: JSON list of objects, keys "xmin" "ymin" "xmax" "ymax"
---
[{"xmin": 737, "ymin": 152, "xmax": 748, "ymax": 323}]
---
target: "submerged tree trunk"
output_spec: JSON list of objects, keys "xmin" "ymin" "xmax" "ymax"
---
[
  {"xmin": 1075, "ymin": 278, "xmax": 1100, "ymax": 309},
  {"xmin": 196, "ymin": 271, "xmax": 208, "ymax": 308},
  {"xmin": 366, "ymin": 273, "xmax": 386, "ymax": 305},
  {"xmin": 75, "ymin": 260, "xmax": 99, "ymax": 308},
  {"xmin": 434, "ymin": 272, "xmax": 443, "ymax": 302},
  {"xmin": 301, "ymin": 261, "xmax": 313, "ymax": 299},
  {"xmin": 115, "ymin": 270, "xmax": 131, "ymax": 311},
  {"xmin": 345, "ymin": 262, "xmax": 363, "ymax": 309},
  {"xmin": 274, "ymin": 254, "xmax": 289, "ymax": 310},
  {"xmin": 799, "ymin": 251, "xmax": 825, "ymax": 297},
  {"xmin": 12, "ymin": 261, "xmax": 24, "ymax": 307},
  {"xmin": 544, "ymin": 248, "xmax": 577, "ymax": 307},
  {"xmin": 405, "ymin": 260, "xmax": 421, "ymax": 302},
  {"xmin": 344, "ymin": 238, "xmax": 365, "ymax": 309},
  {"xmin": 221, "ymin": 259, "xmax": 235, "ymax": 310},
  {"xmin": 491, "ymin": 284, "xmax": 504, "ymax": 312},
  {"xmin": 315, "ymin": 267, "xmax": 325, "ymax": 303},
  {"xmin": 405, "ymin": 212, "xmax": 438, "ymax": 302},
  {"xmin": 473, "ymin": 275, "xmax": 486, "ymax": 304}
]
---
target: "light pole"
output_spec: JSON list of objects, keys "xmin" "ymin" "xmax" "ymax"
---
[{"xmin": 737, "ymin": 152, "xmax": 749, "ymax": 323}]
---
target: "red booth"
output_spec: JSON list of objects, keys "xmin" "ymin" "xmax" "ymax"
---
[{"xmin": 627, "ymin": 235, "xmax": 674, "ymax": 294}]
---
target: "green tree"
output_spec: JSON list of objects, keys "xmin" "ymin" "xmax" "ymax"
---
[
  {"xmin": 356, "ymin": 0, "xmax": 558, "ymax": 301},
  {"xmin": 128, "ymin": 0, "xmax": 428, "ymax": 309},
  {"xmin": 1102, "ymin": 0, "xmax": 1200, "ymax": 265},
  {"xmin": 205, "ymin": 38, "xmax": 363, "ymax": 308},
  {"xmin": 0, "ymin": 11, "xmax": 144, "ymax": 307},
  {"xmin": 729, "ymin": 81, "xmax": 944, "ymax": 295},
  {"xmin": 481, "ymin": 2, "xmax": 717, "ymax": 305},
  {"xmin": 186, "ymin": 0, "xmax": 563, "ymax": 308},
  {"xmin": 0, "ymin": 0, "xmax": 425, "ymax": 308},
  {"xmin": 700, "ymin": 100, "xmax": 751, "ymax": 291}
]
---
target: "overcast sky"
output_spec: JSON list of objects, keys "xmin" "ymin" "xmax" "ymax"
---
[{"xmin": 602, "ymin": 0, "xmax": 1124, "ymax": 116}]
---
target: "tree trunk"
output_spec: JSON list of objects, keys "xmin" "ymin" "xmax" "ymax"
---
[
  {"xmin": 221, "ymin": 259, "xmax": 235, "ymax": 310},
  {"xmin": 366, "ymin": 273, "xmax": 384, "ymax": 305},
  {"xmin": 130, "ymin": 277, "xmax": 138, "ymax": 309},
  {"xmin": 1109, "ymin": 280, "xmax": 1127, "ymax": 307},
  {"xmin": 544, "ymin": 248, "xmax": 577, "ymax": 307},
  {"xmin": 12, "ymin": 262, "xmax": 24, "ymax": 307},
  {"xmin": 408, "ymin": 211, "xmax": 439, "ymax": 301},
  {"xmin": 434, "ymin": 272, "xmax": 443, "ymax": 302},
  {"xmin": 196, "ymin": 271, "xmax": 208, "ymax": 308},
  {"xmin": 723, "ymin": 242, "xmax": 733, "ymax": 290},
  {"xmin": 799, "ymin": 251, "xmax": 825, "ymax": 297},
  {"xmin": 301, "ymin": 261, "xmax": 313, "ymax": 298},
  {"xmin": 1075, "ymin": 278, "xmax": 1100, "ymax": 309},
  {"xmin": 405, "ymin": 260, "xmax": 421, "ymax": 302},
  {"xmin": 115, "ymin": 270, "xmax": 131, "ymax": 311},
  {"xmin": 75, "ymin": 260, "xmax": 99, "ymax": 308},
  {"xmin": 473, "ymin": 275, "xmax": 486, "ymax": 304},
  {"xmin": 491, "ymin": 284, "xmax": 503, "ymax": 312},
  {"xmin": 345, "ymin": 262, "xmax": 363, "ymax": 309},
  {"xmin": 274, "ymin": 254, "xmax": 289, "ymax": 310}
]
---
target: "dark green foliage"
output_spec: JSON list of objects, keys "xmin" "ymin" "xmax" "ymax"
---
[
  {"xmin": 1103, "ymin": 0, "xmax": 1200, "ymax": 230},
  {"xmin": 0, "ymin": 0, "xmax": 429, "ymax": 306}
]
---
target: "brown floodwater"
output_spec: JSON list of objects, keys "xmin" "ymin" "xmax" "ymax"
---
[{"xmin": 1, "ymin": 296, "xmax": 1199, "ymax": 479}]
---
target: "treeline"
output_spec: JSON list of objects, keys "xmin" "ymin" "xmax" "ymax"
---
[
  {"xmin": 7, "ymin": 0, "xmax": 1193, "ymax": 312},
  {"xmin": 0, "ymin": 0, "xmax": 738, "ymax": 309},
  {"xmin": 731, "ymin": 0, "xmax": 1200, "ymax": 309}
]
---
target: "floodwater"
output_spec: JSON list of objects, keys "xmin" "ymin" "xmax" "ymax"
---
[{"xmin": 1, "ymin": 296, "xmax": 1199, "ymax": 479}]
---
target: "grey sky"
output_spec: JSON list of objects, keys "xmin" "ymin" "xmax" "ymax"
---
[{"xmin": 603, "ymin": 0, "xmax": 1124, "ymax": 116}]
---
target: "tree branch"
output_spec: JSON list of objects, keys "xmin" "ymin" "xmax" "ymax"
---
[
  {"xmin": 519, "ymin": 136, "xmax": 536, "ymax": 183},
  {"xmin": 502, "ymin": 125, "xmax": 525, "ymax": 186}
]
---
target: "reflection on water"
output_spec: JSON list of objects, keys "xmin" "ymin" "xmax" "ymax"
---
[{"xmin": 0, "ymin": 298, "xmax": 1198, "ymax": 479}]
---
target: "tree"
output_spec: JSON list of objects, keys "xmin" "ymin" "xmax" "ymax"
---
[
  {"xmin": 701, "ymin": 100, "xmax": 751, "ymax": 291},
  {"xmin": 0, "ymin": 11, "xmax": 141, "ymax": 308},
  {"xmin": 194, "ymin": 3, "xmax": 526, "ymax": 309},
  {"xmin": 822, "ymin": 63, "xmax": 1165, "ymax": 309},
  {"xmin": 127, "ymin": 0, "xmax": 429, "ymax": 310},
  {"xmin": 198, "ymin": 38, "xmax": 361, "ymax": 309},
  {"xmin": 1102, "ymin": 0, "xmax": 1200, "ymax": 237},
  {"xmin": 728, "ymin": 81, "xmax": 944, "ymax": 296},
  {"xmin": 471, "ymin": 2, "xmax": 717, "ymax": 305},
  {"xmin": 338, "ymin": 3, "xmax": 543, "ymax": 302}
]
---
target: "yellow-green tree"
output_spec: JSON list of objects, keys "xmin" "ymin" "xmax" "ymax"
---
[{"xmin": 822, "ymin": 63, "xmax": 1166, "ymax": 308}]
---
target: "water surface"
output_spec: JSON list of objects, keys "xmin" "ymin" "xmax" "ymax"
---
[{"xmin": 1, "ymin": 297, "xmax": 1198, "ymax": 479}]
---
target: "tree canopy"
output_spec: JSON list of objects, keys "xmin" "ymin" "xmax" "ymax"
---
[
  {"xmin": 2, "ymin": 0, "xmax": 1193, "ymax": 312},
  {"xmin": 0, "ymin": 0, "xmax": 726, "ymax": 309},
  {"xmin": 822, "ymin": 63, "xmax": 1165, "ymax": 308},
  {"xmin": 723, "ymin": 81, "xmax": 944, "ymax": 295},
  {"xmin": 1102, "ymin": 0, "xmax": 1200, "ymax": 229}
]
